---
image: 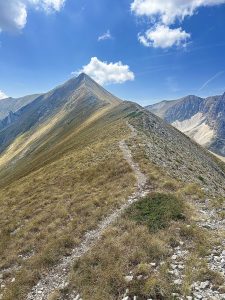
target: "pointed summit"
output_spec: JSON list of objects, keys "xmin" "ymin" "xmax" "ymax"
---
[
  {"xmin": 61, "ymin": 72, "xmax": 121, "ymax": 105},
  {"xmin": 77, "ymin": 72, "xmax": 89, "ymax": 80},
  {"xmin": 74, "ymin": 72, "xmax": 90, "ymax": 83},
  {"xmin": 59, "ymin": 72, "xmax": 90, "ymax": 90},
  {"xmin": 71, "ymin": 73, "xmax": 103, "ymax": 89},
  {"xmin": 69, "ymin": 72, "xmax": 96, "ymax": 85},
  {"xmin": 61, "ymin": 73, "xmax": 100, "ymax": 93}
]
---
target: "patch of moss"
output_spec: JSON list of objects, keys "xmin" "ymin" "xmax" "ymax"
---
[{"xmin": 129, "ymin": 193, "xmax": 185, "ymax": 232}]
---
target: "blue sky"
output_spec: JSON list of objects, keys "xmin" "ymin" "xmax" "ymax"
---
[{"xmin": 0, "ymin": 0, "xmax": 225, "ymax": 105}]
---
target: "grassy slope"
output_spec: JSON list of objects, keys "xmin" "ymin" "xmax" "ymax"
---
[
  {"xmin": 1, "ymin": 101, "xmax": 224, "ymax": 299},
  {"xmin": 0, "ymin": 102, "xmax": 138, "ymax": 299},
  {"xmin": 64, "ymin": 110, "xmax": 225, "ymax": 300}
]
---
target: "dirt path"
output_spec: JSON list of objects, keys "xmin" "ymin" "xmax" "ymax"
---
[{"xmin": 26, "ymin": 123, "xmax": 148, "ymax": 300}]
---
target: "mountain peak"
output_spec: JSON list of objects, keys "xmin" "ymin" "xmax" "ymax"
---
[
  {"xmin": 76, "ymin": 72, "xmax": 88, "ymax": 80},
  {"xmin": 78, "ymin": 72, "xmax": 89, "ymax": 78},
  {"xmin": 182, "ymin": 95, "xmax": 203, "ymax": 101},
  {"xmin": 63, "ymin": 73, "xmax": 121, "ymax": 105},
  {"xmin": 63, "ymin": 73, "xmax": 100, "ymax": 92},
  {"xmin": 75, "ymin": 72, "xmax": 94, "ymax": 84}
]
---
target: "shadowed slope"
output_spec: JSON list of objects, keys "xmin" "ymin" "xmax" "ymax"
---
[{"xmin": 0, "ymin": 94, "xmax": 41, "ymax": 121}]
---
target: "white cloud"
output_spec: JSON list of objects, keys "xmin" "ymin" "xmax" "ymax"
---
[
  {"xmin": 0, "ymin": 1, "xmax": 27, "ymax": 31},
  {"xmin": 98, "ymin": 30, "xmax": 112, "ymax": 41},
  {"xmin": 131, "ymin": 0, "xmax": 225, "ymax": 25},
  {"xmin": 0, "ymin": 90, "xmax": 8, "ymax": 100},
  {"xmin": 139, "ymin": 25, "xmax": 190, "ymax": 48},
  {"xmin": 131, "ymin": 0, "xmax": 225, "ymax": 48},
  {"xmin": 28, "ymin": 0, "xmax": 65, "ymax": 12},
  {"xmin": 0, "ymin": 0, "xmax": 65, "ymax": 32},
  {"xmin": 75, "ymin": 57, "xmax": 135, "ymax": 85}
]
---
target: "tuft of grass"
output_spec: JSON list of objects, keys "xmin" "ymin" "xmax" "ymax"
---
[
  {"xmin": 182, "ymin": 254, "xmax": 224, "ymax": 296},
  {"xmin": 47, "ymin": 291, "xmax": 61, "ymax": 300},
  {"xmin": 2, "ymin": 269, "xmax": 40, "ymax": 300},
  {"xmin": 143, "ymin": 275, "xmax": 170, "ymax": 299},
  {"xmin": 210, "ymin": 197, "xmax": 225, "ymax": 209},
  {"xmin": 162, "ymin": 180, "xmax": 179, "ymax": 191},
  {"xmin": 180, "ymin": 183, "xmax": 205, "ymax": 199},
  {"xmin": 129, "ymin": 193, "xmax": 185, "ymax": 232}
]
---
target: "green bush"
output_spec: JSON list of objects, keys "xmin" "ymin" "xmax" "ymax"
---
[
  {"xmin": 129, "ymin": 193, "xmax": 185, "ymax": 232},
  {"xmin": 198, "ymin": 175, "xmax": 205, "ymax": 183},
  {"xmin": 126, "ymin": 111, "xmax": 143, "ymax": 119}
]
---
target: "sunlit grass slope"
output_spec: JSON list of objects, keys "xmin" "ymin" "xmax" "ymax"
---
[{"xmin": 0, "ymin": 101, "xmax": 139, "ymax": 299}]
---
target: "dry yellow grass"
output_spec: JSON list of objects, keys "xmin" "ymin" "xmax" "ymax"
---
[
  {"xmin": 65, "ymin": 190, "xmax": 195, "ymax": 300},
  {"xmin": 0, "ymin": 110, "xmax": 66, "ymax": 169},
  {"xmin": 61, "ymin": 135, "xmax": 216, "ymax": 300},
  {"xmin": 0, "ymin": 104, "xmax": 137, "ymax": 299},
  {"xmin": 0, "ymin": 101, "xmax": 223, "ymax": 300},
  {"xmin": 68, "ymin": 218, "xmax": 172, "ymax": 300}
]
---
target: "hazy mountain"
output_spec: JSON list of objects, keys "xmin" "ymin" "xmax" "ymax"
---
[
  {"xmin": 146, "ymin": 93, "xmax": 225, "ymax": 157},
  {"xmin": 0, "ymin": 74, "xmax": 224, "ymax": 300},
  {"xmin": 0, "ymin": 94, "xmax": 41, "ymax": 120}
]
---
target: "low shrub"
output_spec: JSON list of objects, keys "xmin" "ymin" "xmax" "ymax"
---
[{"xmin": 129, "ymin": 193, "xmax": 185, "ymax": 232}]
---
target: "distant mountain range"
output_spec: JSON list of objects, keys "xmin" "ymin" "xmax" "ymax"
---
[
  {"xmin": 146, "ymin": 93, "xmax": 225, "ymax": 157},
  {"xmin": 0, "ymin": 94, "xmax": 41, "ymax": 120}
]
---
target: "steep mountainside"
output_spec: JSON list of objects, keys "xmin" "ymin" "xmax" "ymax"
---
[
  {"xmin": 0, "ymin": 75, "xmax": 224, "ymax": 300},
  {"xmin": 0, "ymin": 94, "xmax": 41, "ymax": 120},
  {"xmin": 146, "ymin": 99, "xmax": 181, "ymax": 119},
  {"xmin": 147, "ymin": 93, "xmax": 225, "ymax": 156},
  {"xmin": 0, "ymin": 73, "xmax": 121, "ymax": 169}
]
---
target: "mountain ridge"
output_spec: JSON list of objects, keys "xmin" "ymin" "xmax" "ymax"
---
[
  {"xmin": 0, "ymin": 73, "xmax": 121, "ymax": 156},
  {"xmin": 0, "ymin": 75, "xmax": 225, "ymax": 300},
  {"xmin": 0, "ymin": 94, "xmax": 41, "ymax": 121},
  {"xmin": 147, "ymin": 92, "xmax": 225, "ymax": 157}
]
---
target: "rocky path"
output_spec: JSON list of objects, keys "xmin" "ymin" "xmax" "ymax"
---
[
  {"xmin": 26, "ymin": 123, "xmax": 148, "ymax": 300},
  {"xmin": 190, "ymin": 199, "xmax": 225, "ymax": 300},
  {"xmin": 169, "ymin": 198, "xmax": 225, "ymax": 300},
  {"xmin": 167, "ymin": 198, "xmax": 225, "ymax": 300}
]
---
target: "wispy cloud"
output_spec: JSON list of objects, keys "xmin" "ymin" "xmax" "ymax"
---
[
  {"xmin": 98, "ymin": 30, "xmax": 112, "ymax": 41},
  {"xmin": 199, "ymin": 71, "xmax": 224, "ymax": 91}
]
